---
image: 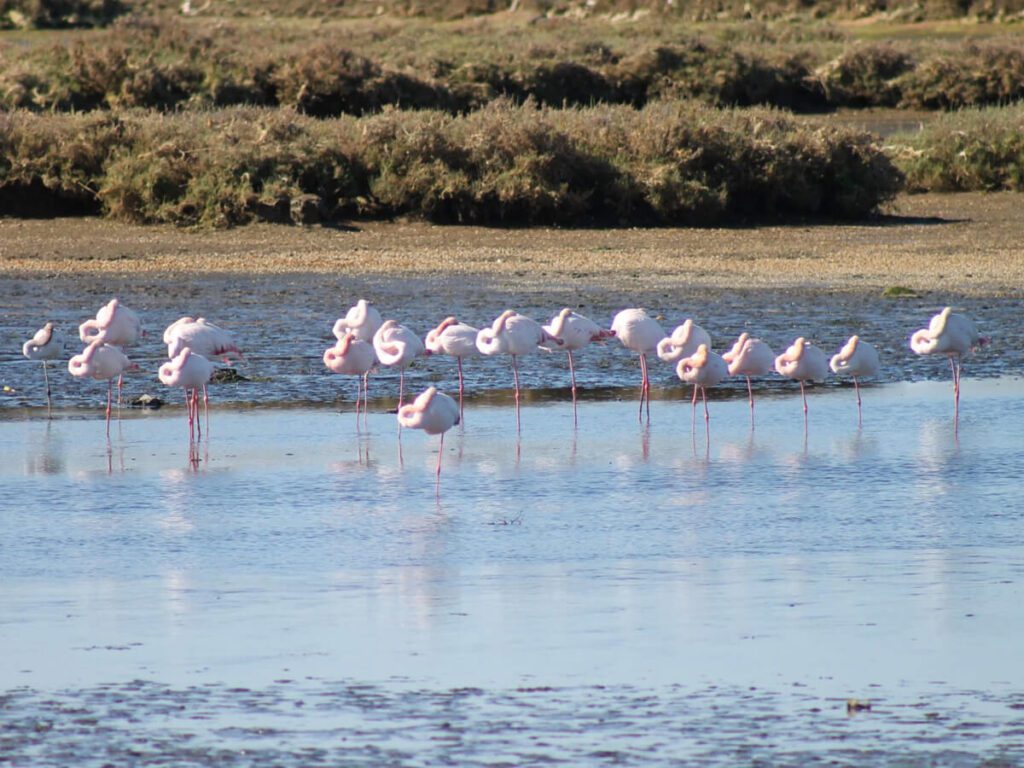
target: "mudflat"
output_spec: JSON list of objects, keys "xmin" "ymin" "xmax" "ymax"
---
[{"xmin": 1, "ymin": 192, "xmax": 1021, "ymax": 295}]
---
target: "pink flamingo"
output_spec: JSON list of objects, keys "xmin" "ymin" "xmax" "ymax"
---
[
  {"xmin": 79, "ymin": 299, "xmax": 142, "ymax": 409},
  {"xmin": 397, "ymin": 386, "xmax": 460, "ymax": 481},
  {"xmin": 158, "ymin": 347, "xmax": 215, "ymax": 441},
  {"xmin": 829, "ymin": 335, "xmax": 881, "ymax": 426},
  {"xmin": 165, "ymin": 317, "xmax": 243, "ymax": 432},
  {"xmin": 23, "ymin": 322, "xmax": 65, "ymax": 414},
  {"xmin": 333, "ymin": 299, "xmax": 383, "ymax": 343},
  {"xmin": 676, "ymin": 343, "xmax": 729, "ymax": 425},
  {"xmin": 722, "ymin": 332, "xmax": 775, "ymax": 426},
  {"xmin": 373, "ymin": 320, "xmax": 427, "ymax": 410},
  {"xmin": 910, "ymin": 307, "xmax": 987, "ymax": 430},
  {"xmin": 774, "ymin": 337, "xmax": 829, "ymax": 422},
  {"xmin": 425, "ymin": 317, "xmax": 480, "ymax": 419},
  {"xmin": 68, "ymin": 340, "xmax": 136, "ymax": 435},
  {"xmin": 324, "ymin": 330, "xmax": 376, "ymax": 425},
  {"xmin": 476, "ymin": 310, "xmax": 558, "ymax": 432},
  {"xmin": 542, "ymin": 308, "xmax": 615, "ymax": 426},
  {"xmin": 656, "ymin": 319, "xmax": 711, "ymax": 365},
  {"xmin": 610, "ymin": 308, "xmax": 666, "ymax": 423}
]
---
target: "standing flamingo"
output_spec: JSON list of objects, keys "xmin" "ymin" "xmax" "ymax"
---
[
  {"xmin": 541, "ymin": 308, "xmax": 615, "ymax": 426},
  {"xmin": 476, "ymin": 310, "xmax": 558, "ymax": 432},
  {"xmin": 610, "ymin": 309, "xmax": 666, "ymax": 423},
  {"xmin": 22, "ymin": 322, "xmax": 65, "ymax": 414},
  {"xmin": 158, "ymin": 347, "xmax": 215, "ymax": 441},
  {"xmin": 79, "ymin": 299, "xmax": 142, "ymax": 409},
  {"xmin": 165, "ymin": 317, "xmax": 243, "ymax": 433},
  {"xmin": 676, "ymin": 344, "xmax": 729, "ymax": 426},
  {"xmin": 829, "ymin": 336, "xmax": 881, "ymax": 426},
  {"xmin": 324, "ymin": 330, "xmax": 376, "ymax": 426},
  {"xmin": 397, "ymin": 386, "xmax": 461, "ymax": 482},
  {"xmin": 424, "ymin": 317, "xmax": 480, "ymax": 419},
  {"xmin": 722, "ymin": 332, "xmax": 775, "ymax": 426},
  {"xmin": 333, "ymin": 299, "xmax": 383, "ymax": 343},
  {"xmin": 68, "ymin": 340, "xmax": 136, "ymax": 435},
  {"xmin": 774, "ymin": 337, "xmax": 829, "ymax": 423},
  {"xmin": 656, "ymin": 319, "xmax": 711, "ymax": 364},
  {"xmin": 910, "ymin": 307, "xmax": 986, "ymax": 430},
  {"xmin": 373, "ymin": 320, "xmax": 427, "ymax": 411}
]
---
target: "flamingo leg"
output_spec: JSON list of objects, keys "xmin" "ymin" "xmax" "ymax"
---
[
  {"xmin": 568, "ymin": 350, "xmax": 578, "ymax": 427},
  {"xmin": 194, "ymin": 388, "xmax": 202, "ymax": 440},
  {"xmin": 854, "ymin": 377, "xmax": 862, "ymax": 427},
  {"xmin": 746, "ymin": 375, "xmax": 755, "ymax": 427},
  {"xmin": 398, "ymin": 369, "xmax": 405, "ymax": 409},
  {"xmin": 638, "ymin": 353, "xmax": 648, "ymax": 423},
  {"xmin": 185, "ymin": 388, "xmax": 193, "ymax": 441},
  {"xmin": 512, "ymin": 354, "xmax": 521, "ymax": 433},
  {"xmin": 457, "ymin": 357, "xmax": 465, "ymax": 421},
  {"xmin": 436, "ymin": 431, "xmax": 444, "ymax": 479},
  {"xmin": 800, "ymin": 380, "xmax": 809, "ymax": 414},
  {"xmin": 117, "ymin": 374, "xmax": 123, "ymax": 412},
  {"xmin": 952, "ymin": 355, "xmax": 962, "ymax": 431},
  {"xmin": 203, "ymin": 384, "xmax": 209, "ymax": 437},
  {"xmin": 106, "ymin": 380, "xmax": 113, "ymax": 436},
  {"xmin": 363, "ymin": 372, "xmax": 370, "ymax": 429},
  {"xmin": 691, "ymin": 383, "xmax": 698, "ymax": 427},
  {"xmin": 42, "ymin": 361, "xmax": 52, "ymax": 416},
  {"xmin": 702, "ymin": 385, "xmax": 710, "ymax": 423},
  {"xmin": 355, "ymin": 374, "xmax": 362, "ymax": 431}
]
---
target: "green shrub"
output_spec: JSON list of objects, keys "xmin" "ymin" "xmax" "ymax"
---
[{"xmin": 893, "ymin": 105, "xmax": 1024, "ymax": 191}]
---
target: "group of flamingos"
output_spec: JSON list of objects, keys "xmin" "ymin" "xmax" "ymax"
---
[{"xmin": 22, "ymin": 298, "xmax": 984, "ymax": 477}]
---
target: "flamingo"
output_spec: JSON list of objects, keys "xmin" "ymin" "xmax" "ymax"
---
[
  {"xmin": 541, "ymin": 308, "xmax": 615, "ymax": 426},
  {"xmin": 333, "ymin": 299, "xmax": 383, "ymax": 343},
  {"xmin": 829, "ymin": 335, "xmax": 881, "ymax": 426},
  {"xmin": 476, "ymin": 310, "xmax": 558, "ymax": 432},
  {"xmin": 774, "ymin": 337, "xmax": 829, "ymax": 421},
  {"xmin": 68, "ymin": 340, "xmax": 136, "ymax": 434},
  {"xmin": 373, "ymin": 320, "xmax": 427, "ymax": 410},
  {"xmin": 425, "ymin": 317, "xmax": 480, "ymax": 419},
  {"xmin": 722, "ymin": 332, "xmax": 775, "ymax": 426},
  {"xmin": 79, "ymin": 298, "xmax": 142, "ymax": 347},
  {"xmin": 165, "ymin": 317, "xmax": 243, "ymax": 362},
  {"xmin": 22, "ymin": 322, "xmax": 64, "ymax": 413},
  {"xmin": 910, "ymin": 307, "xmax": 987, "ymax": 430},
  {"xmin": 158, "ymin": 347, "xmax": 215, "ymax": 441},
  {"xmin": 656, "ymin": 319, "xmax": 711, "ymax": 364},
  {"xmin": 324, "ymin": 330, "xmax": 376, "ymax": 425},
  {"xmin": 676, "ymin": 344, "xmax": 729, "ymax": 425},
  {"xmin": 79, "ymin": 298, "xmax": 142, "ymax": 409},
  {"xmin": 397, "ymin": 386, "xmax": 461, "ymax": 481},
  {"xmin": 610, "ymin": 309, "xmax": 666, "ymax": 422},
  {"xmin": 165, "ymin": 317, "xmax": 243, "ymax": 432}
]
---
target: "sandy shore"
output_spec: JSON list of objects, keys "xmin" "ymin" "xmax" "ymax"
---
[{"xmin": 2, "ymin": 192, "xmax": 1022, "ymax": 295}]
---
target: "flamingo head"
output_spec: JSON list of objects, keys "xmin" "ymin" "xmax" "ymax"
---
[{"xmin": 427, "ymin": 316, "xmax": 458, "ymax": 348}]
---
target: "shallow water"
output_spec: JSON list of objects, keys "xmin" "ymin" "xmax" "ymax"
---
[
  {"xmin": 1, "ymin": 275, "xmax": 1020, "ymax": 414},
  {"xmin": 2, "ymin": 374, "xmax": 1024, "ymax": 764}
]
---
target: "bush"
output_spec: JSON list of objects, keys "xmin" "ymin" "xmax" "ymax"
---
[
  {"xmin": 892, "ymin": 105, "xmax": 1024, "ymax": 191},
  {"xmin": 899, "ymin": 41, "xmax": 1024, "ymax": 109},
  {"xmin": 816, "ymin": 43, "xmax": 914, "ymax": 107}
]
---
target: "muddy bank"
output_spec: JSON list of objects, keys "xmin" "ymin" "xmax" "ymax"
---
[{"xmin": 1, "ymin": 192, "xmax": 1022, "ymax": 296}]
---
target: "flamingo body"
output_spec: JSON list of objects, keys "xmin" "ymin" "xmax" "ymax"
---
[
  {"xmin": 68, "ymin": 341, "xmax": 133, "ymax": 382},
  {"xmin": 676, "ymin": 344, "xmax": 728, "ymax": 388},
  {"xmin": 397, "ymin": 386, "xmax": 460, "ymax": 435},
  {"xmin": 830, "ymin": 336, "xmax": 880, "ymax": 379},
  {"xmin": 158, "ymin": 347, "xmax": 215, "ymax": 390},
  {"xmin": 79, "ymin": 299, "xmax": 142, "ymax": 347},
  {"xmin": 657, "ymin": 319, "xmax": 712, "ymax": 364},
  {"xmin": 542, "ymin": 308, "xmax": 612, "ymax": 352},
  {"xmin": 723, "ymin": 333, "xmax": 775, "ymax": 378},
  {"xmin": 476, "ymin": 310, "xmax": 552, "ymax": 356},
  {"xmin": 324, "ymin": 332, "xmax": 376, "ymax": 376},
  {"xmin": 610, "ymin": 309, "xmax": 666, "ymax": 356},
  {"xmin": 334, "ymin": 300, "xmax": 383, "ymax": 343},
  {"xmin": 774, "ymin": 338, "xmax": 829, "ymax": 383},
  {"xmin": 373, "ymin": 320, "xmax": 427, "ymax": 369},
  {"xmin": 910, "ymin": 308, "xmax": 980, "ymax": 357},
  {"xmin": 165, "ymin": 317, "xmax": 242, "ymax": 362},
  {"xmin": 426, "ymin": 317, "xmax": 481, "ymax": 359},
  {"xmin": 23, "ymin": 322, "xmax": 64, "ymax": 361}
]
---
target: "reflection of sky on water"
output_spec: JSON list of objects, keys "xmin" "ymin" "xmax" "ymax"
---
[{"xmin": 1, "ymin": 379, "xmax": 1023, "ymax": 759}]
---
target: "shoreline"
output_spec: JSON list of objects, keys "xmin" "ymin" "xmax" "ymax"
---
[{"xmin": 2, "ymin": 192, "xmax": 1022, "ymax": 296}]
